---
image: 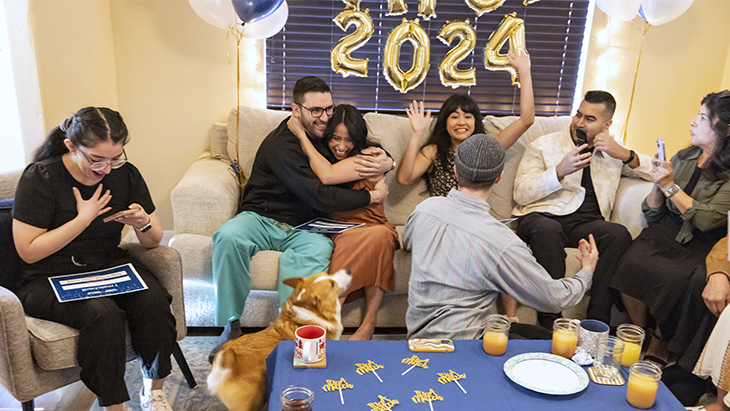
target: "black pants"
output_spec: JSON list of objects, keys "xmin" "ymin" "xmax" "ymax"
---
[
  {"xmin": 516, "ymin": 212, "xmax": 632, "ymax": 324},
  {"xmin": 19, "ymin": 257, "xmax": 176, "ymax": 407}
]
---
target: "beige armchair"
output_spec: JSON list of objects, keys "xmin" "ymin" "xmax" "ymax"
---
[{"xmin": 0, "ymin": 170, "xmax": 196, "ymax": 411}]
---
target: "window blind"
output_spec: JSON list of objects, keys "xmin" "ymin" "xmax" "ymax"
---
[{"xmin": 266, "ymin": 0, "xmax": 589, "ymax": 116}]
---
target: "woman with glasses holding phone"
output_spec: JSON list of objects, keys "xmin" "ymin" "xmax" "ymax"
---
[
  {"xmin": 611, "ymin": 91, "xmax": 730, "ymax": 377},
  {"xmin": 12, "ymin": 107, "xmax": 176, "ymax": 411}
]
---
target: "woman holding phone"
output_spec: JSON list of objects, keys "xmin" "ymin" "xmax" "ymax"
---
[
  {"xmin": 612, "ymin": 91, "xmax": 730, "ymax": 372},
  {"xmin": 12, "ymin": 107, "xmax": 176, "ymax": 411}
]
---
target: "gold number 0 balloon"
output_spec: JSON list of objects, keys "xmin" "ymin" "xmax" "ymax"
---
[
  {"xmin": 331, "ymin": 0, "xmax": 374, "ymax": 78},
  {"xmin": 383, "ymin": 18, "xmax": 431, "ymax": 93},
  {"xmin": 437, "ymin": 20, "xmax": 476, "ymax": 88},
  {"xmin": 484, "ymin": 12, "xmax": 527, "ymax": 87},
  {"xmin": 465, "ymin": 0, "xmax": 507, "ymax": 16}
]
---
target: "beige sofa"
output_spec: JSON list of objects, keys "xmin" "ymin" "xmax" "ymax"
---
[{"xmin": 171, "ymin": 106, "xmax": 653, "ymax": 328}]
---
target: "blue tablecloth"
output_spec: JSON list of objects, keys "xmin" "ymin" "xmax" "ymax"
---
[{"xmin": 267, "ymin": 339, "xmax": 685, "ymax": 410}]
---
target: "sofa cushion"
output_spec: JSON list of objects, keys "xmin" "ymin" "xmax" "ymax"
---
[
  {"xmin": 210, "ymin": 122, "xmax": 229, "ymax": 161},
  {"xmin": 227, "ymin": 107, "xmax": 289, "ymax": 178}
]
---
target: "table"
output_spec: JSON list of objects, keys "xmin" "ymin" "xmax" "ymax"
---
[{"xmin": 267, "ymin": 339, "xmax": 685, "ymax": 410}]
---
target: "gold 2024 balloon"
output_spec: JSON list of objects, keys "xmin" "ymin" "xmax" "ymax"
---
[
  {"xmin": 383, "ymin": 18, "xmax": 430, "ymax": 93},
  {"xmin": 484, "ymin": 12, "xmax": 527, "ymax": 87},
  {"xmin": 437, "ymin": 20, "xmax": 477, "ymax": 88},
  {"xmin": 387, "ymin": 0, "xmax": 437, "ymax": 20},
  {"xmin": 331, "ymin": 0, "xmax": 374, "ymax": 78}
]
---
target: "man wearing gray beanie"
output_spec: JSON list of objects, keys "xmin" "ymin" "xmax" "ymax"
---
[{"xmin": 404, "ymin": 134, "xmax": 599, "ymax": 340}]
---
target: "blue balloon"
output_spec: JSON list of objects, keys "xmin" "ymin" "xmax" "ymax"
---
[
  {"xmin": 231, "ymin": 0, "xmax": 285, "ymax": 24},
  {"xmin": 638, "ymin": 5, "xmax": 645, "ymax": 20}
]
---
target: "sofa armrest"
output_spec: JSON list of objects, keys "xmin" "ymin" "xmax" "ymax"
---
[
  {"xmin": 0, "ymin": 285, "xmax": 36, "ymax": 396},
  {"xmin": 121, "ymin": 243, "xmax": 186, "ymax": 341},
  {"xmin": 171, "ymin": 156, "xmax": 240, "ymax": 237},
  {"xmin": 610, "ymin": 177, "xmax": 653, "ymax": 239}
]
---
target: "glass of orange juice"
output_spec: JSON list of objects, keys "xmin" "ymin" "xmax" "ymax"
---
[
  {"xmin": 483, "ymin": 314, "xmax": 510, "ymax": 356},
  {"xmin": 552, "ymin": 318, "xmax": 579, "ymax": 359},
  {"xmin": 617, "ymin": 324, "xmax": 645, "ymax": 367},
  {"xmin": 627, "ymin": 361, "xmax": 662, "ymax": 409}
]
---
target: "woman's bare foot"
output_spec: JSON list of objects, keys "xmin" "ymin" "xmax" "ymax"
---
[{"xmin": 348, "ymin": 321, "xmax": 375, "ymax": 340}]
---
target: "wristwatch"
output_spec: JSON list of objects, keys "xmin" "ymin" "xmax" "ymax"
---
[
  {"xmin": 135, "ymin": 219, "xmax": 152, "ymax": 233},
  {"xmin": 664, "ymin": 184, "xmax": 681, "ymax": 198},
  {"xmin": 390, "ymin": 158, "xmax": 397, "ymax": 171},
  {"xmin": 623, "ymin": 149, "xmax": 636, "ymax": 165}
]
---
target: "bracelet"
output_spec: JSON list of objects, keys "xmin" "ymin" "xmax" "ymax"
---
[
  {"xmin": 663, "ymin": 184, "xmax": 680, "ymax": 198},
  {"xmin": 623, "ymin": 150, "xmax": 636, "ymax": 164},
  {"xmin": 134, "ymin": 216, "xmax": 152, "ymax": 233}
]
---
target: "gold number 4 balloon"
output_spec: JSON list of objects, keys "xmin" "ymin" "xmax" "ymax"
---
[
  {"xmin": 331, "ymin": 0, "xmax": 374, "ymax": 78},
  {"xmin": 384, "ymin": 18, "xmax": 431, "ymax": 93},
  {"xmin": 437, "ymin": 20, "xmax": 477, "ymax": 88},
  {"xmin": 484, "ymin": 12, "xmax": 527, "ymax": 87}
]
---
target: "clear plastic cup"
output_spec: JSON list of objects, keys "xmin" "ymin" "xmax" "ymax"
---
[
  {"xmin": 592, "ymin": 335, "xmax": 625, "ymax": 379},
  {"xmin": 626, "ymin": 361, "xmax": 662, "ymax": 409},
  {"xmin": 281, "ymin": 386, "xmax": 314, "ymax": 411},
  {"xmin": 483, "ymin": 314, "xmax": 510, "ymax": 356},
  {"xmin": 617, "ymin": 324, "xmax": 645, "ymax": 367},
  {"xmin": 552, "ymin": 318, "xmax": 580, "ymax": 359}
]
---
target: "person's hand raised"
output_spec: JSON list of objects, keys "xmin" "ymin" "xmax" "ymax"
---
[
  {"xmin": 577, "ymin": 234, "xmax": 599, "ymax": 274},
  {"xmin": 406, "ymin": 100, "xmax": 431, "ymax": 136},
  {"xmin": 593, "ymin": 131, "xmax": 630, "ymax": 161},
  {"xmin": 73, "ymin": 184, "xmax": 111, "ymax": 225}
]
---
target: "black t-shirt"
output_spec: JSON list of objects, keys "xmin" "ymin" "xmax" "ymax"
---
[
  {"xmin": 574, "ymin": 164, "xmax": 603, "ymax": 219},
  {"xmin": 12, "ymin": 156, "xmax": 154, "ymax": 280}
]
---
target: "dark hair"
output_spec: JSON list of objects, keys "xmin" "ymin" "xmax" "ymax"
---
[
  {"xmin": 678, "ymin": 90, "xmax": 730, "ymax": 181},
  {"xmin": 293, "ymin": 76, "xmax": 331, "ymax": 105},
  {"xmin": 323, "ymin": 104, "xmax": 379, "ymax": 156},
  {"xmin": 34, "ymin": 107, "xmax": 128, "ymax": 162},
  {"xmin": 584, "ymin": 90, "xmax": 616, "ymax": 119},
  {"xmin": 424, "ymin": 94, "xmax": 485, "ymax": 176}
]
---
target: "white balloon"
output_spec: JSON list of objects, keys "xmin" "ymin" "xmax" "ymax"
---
[
  {"xmin": 189, "ymin": 0, "xmax": 238, "ymax": 29},
  {"xmin": 641, "ymin": 0, "xmax": 694, "ymax": 25},
  {"xmin": 242, "ymin": 0, "xmax": 288, "ymax": 39},
  {"xmin": 595, "ymin": 0, "xmax": 642, "ymax": 21}
]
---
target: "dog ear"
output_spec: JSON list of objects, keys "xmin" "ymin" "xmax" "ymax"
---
[{"xmin": 282, "ymin": 277, "xmax": 302, "ymax": 289}]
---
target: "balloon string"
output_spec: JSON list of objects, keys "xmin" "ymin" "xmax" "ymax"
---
[
  {"xmin": 620, "ymin": 21, "xmax": 650, "ymax": 145},
  {"xmin": 229, "ymin": 25, "xmax": 247, "ymax": 191}
]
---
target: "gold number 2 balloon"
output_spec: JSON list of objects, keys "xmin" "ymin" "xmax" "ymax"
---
[
  {"xmin": 331, "ymin": 0, "xmax": 375, "ymax": 78},
  {"xmin": 484, "ymin": 12, "xmax": 527, "ymax": 87},
  {"xmin": 465, "ymin": 0, "xmax": 507, "ymax": 16},
  {"xmin": 383, "ymin": 18, "xmax": 431, "ymax": 93},
  {"xmin": 437, "ymin": 20, "xmax": 477, "ymax": 88}
]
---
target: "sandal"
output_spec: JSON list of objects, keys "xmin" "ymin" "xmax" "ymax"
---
[{"xmin": 643, "ymin": 354, "xmax": 667, "ymax": 370}]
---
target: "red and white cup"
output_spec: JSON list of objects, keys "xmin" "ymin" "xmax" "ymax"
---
[{"xmin": 294, "ymin": 325, "xmax": 326, "ymax": 364}]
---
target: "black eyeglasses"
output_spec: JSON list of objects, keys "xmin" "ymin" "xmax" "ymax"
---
[
  {"xmin": 297, "ymin": 103, "xmax": 336, "ymax": 119},
  {"xmin": 77, "ymin": 148, "xmax": 127, "ymax": 172}
]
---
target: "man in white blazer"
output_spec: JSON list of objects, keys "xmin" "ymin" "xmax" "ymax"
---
[{"xmin": 512, "ymin": 90, "xmax": 652, "ymax": 326}]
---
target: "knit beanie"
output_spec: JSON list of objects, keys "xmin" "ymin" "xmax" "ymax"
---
[{"xmin": 454, "ymin": 133, "xmax": 505, "ymax": 182}]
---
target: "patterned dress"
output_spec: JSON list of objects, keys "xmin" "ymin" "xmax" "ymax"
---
[{"xmin": 426, "ymin": 148, "xmax": 458, "ymax": 197}]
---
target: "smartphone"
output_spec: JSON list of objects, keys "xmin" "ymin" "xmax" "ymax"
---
[
  {"xmin": 575, "ymin": 129, "xmax": 590, "ymax": 154},
  {"xmin": 657, "ymin": 138, "xmax": 666, "ymax": 161},
  {"xmin": 408, "ymin": 339, "xmax": 455, "ymax": 353},
  {"xmin": 103, "ymin": 209, "xmax": 135, "ymax": 223}
]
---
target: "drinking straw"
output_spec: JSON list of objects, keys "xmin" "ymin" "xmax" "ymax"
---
[{"xmin": 402, "ymin": 364, "xmax": 417, "ymax": 375}]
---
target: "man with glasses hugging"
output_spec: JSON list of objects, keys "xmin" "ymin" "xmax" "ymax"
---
[{"xmin": 208, "ymin": 76, "xmax": 392, "ymax": 361}]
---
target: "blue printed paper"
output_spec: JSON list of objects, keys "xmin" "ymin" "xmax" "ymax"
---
[{"xmin": 48, "ymin": 263, "xmax": 148, "ymax": 303}]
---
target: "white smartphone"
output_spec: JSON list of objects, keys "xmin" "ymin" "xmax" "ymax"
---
[{"xmin": 657, "ymin": 138, "xmax": 666, "ymax": 161}]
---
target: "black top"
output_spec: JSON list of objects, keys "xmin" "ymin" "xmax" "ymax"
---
[
  {"xmin": 239, "ymin": 118, "xmax": 371, "ymax": 226},
  {"xmin": 12, "ymin": 156, "xmax": 154, "ymax": 281}
]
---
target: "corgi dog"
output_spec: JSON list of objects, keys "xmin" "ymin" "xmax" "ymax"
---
[{"xmin": 207, "ymin": 269, "xmax": 352, "ymax": 411}]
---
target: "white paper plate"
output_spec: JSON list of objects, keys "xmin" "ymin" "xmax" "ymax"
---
[{"xmin": 503, "ymin": 352, "xmax": 589, "ymax": 395}]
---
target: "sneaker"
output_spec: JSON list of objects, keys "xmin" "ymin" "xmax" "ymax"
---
[
  {"xmin": 139, "ymin": 387, "xmax": 174, "ymax": 411},
  {"xmin": 208, "ymin": 319, "xmax": 242, "ymax": 363}
]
